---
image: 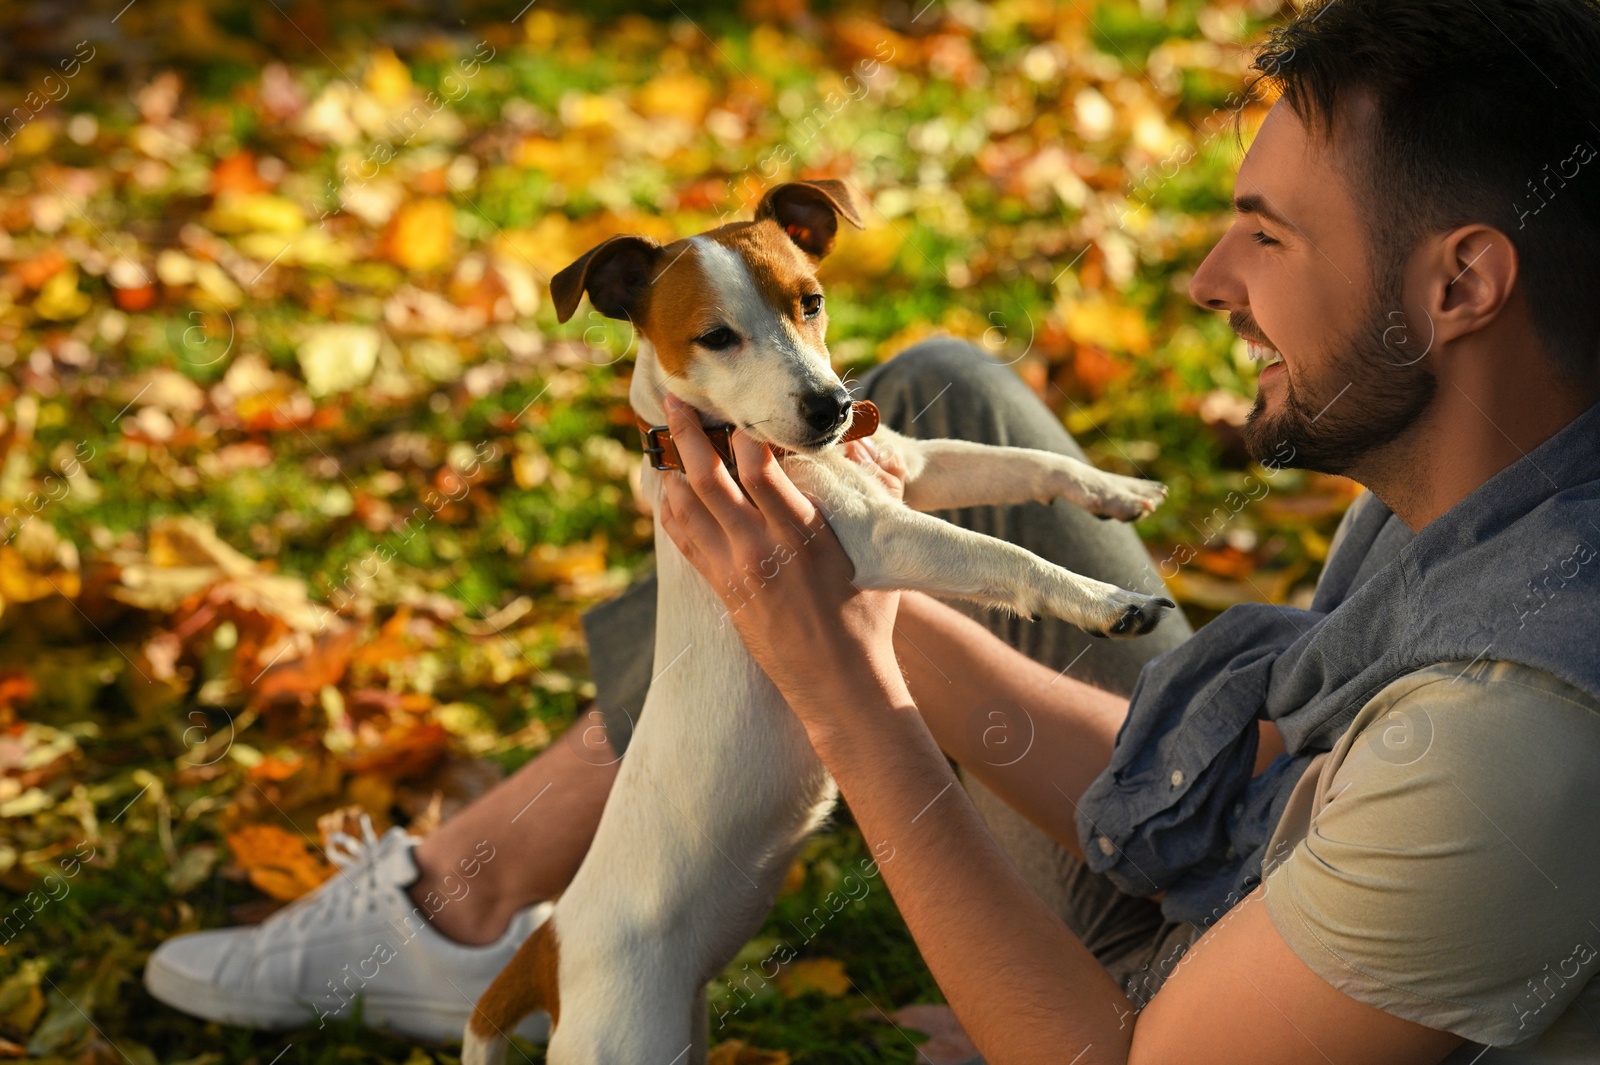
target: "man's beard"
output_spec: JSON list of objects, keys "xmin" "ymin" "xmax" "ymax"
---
[{"xmin": 1240, "ymin": 276, "xmax": 1436, "ymax": 476}]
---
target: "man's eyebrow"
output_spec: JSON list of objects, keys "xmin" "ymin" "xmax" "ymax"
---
[{"xmin": 1233, "ymin": 193, "xmax": 1299, "ymax": 233}]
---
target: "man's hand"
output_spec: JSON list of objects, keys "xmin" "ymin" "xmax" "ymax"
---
[{"xmin": 655, "ymin": 394, "xmax": 907, "ymax": 734}]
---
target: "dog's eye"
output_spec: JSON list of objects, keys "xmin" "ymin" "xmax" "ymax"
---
[
  {"xmin": 695, "ymin": 327, "xmax": 738, "ymax": 350},
  {"xmin": 801, "ymin": 293, "xmax": 824, "ymax": 319}
]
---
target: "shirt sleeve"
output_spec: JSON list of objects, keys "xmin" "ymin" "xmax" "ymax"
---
[{"xmin": 1261, "ymin": 663, "xmax": 1600, "ymax": 1048}]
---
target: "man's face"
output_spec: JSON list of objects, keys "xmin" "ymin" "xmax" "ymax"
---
[{"xmin": 1189, "ymin": 99, "xmax": 1436, "ymax": 475}]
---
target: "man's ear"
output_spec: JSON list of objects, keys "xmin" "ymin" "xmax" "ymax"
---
[
  {"xmin": 755, "ymin": 180, "xmax": 864, "ymax": 258},
  {"xmin": 550, "ymin": 235, "xmax": 662, "ymax": 324},
  {"xmin": 1427, "ymin": 224, "xmax": 1518, "ymax": 345}
]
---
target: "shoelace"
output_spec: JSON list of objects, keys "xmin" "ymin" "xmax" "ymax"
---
[{"xmin": 284, "ymin": 814, "xmax": 408, "ymax": 932}]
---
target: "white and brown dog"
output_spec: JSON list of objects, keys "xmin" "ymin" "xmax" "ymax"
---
[{"xmin": 463, "ymin": 180, "xmax": 1173, "ymax": 1064}]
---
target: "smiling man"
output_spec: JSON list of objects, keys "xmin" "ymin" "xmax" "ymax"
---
[
  {"xmin": 144, "ymin": 1, "xmax": 1600, "ymax": 1061},
  {"xmin": 654, "ymin": 0, "xmax": 1600, "ymax": 1062}
]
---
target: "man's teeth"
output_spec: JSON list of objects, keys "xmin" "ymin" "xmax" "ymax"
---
[{"xmin": 1248, "ymin": 342, "xmax": 1283, "ymax": 366}]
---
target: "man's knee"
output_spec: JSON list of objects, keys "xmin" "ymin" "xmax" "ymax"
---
[
  {"xmin": 862, "ymin": 333, "xmax": 1060, "ymax": 450},
  {"xmin": 868, "ymin": 335, "xmax": 1004, "ymax": 398}
]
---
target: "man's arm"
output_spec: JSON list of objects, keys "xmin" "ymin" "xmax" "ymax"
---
[
  {"xmin": 893, "ymin": 590, "xmax": 1287, "ymax": 861},
  {"xmin": 807, "ymin": 676, "xmax": 1463, "ymax": 1065}
]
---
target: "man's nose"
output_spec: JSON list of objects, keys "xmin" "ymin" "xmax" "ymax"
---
[{"xmin": 1188, "ymin": 226, "xmax": 1248, "ymax": 312}]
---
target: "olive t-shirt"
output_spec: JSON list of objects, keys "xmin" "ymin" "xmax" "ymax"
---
[{"xmin": 1261, "ymin": 660, "xmax": 1600, "ymax": 1061}]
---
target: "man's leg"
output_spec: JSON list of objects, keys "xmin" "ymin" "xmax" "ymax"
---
[
  {"xmin": 409, "ymin": 738, "xmax": 618, "ymax": 944},
  {"xmin": 407, "ymin": 577, "xmax": 655, "ymax": 944}
]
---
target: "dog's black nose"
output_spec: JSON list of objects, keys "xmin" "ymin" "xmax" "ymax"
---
[{"xmin": 800, "ymin": 389, "xmax": 852, "ymax": 434}]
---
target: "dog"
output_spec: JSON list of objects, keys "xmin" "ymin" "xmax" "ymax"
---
[{"xmin": 463, "ymin": 179, "xmax": 1173, "ymax": 1065}]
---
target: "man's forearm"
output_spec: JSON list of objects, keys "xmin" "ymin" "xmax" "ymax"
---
[
  {"xmin": 893, "ymin": 593, "xmax": 1288, "ymax": 862},
  {"xmin": 892, "ymin": 591, "xmax": 1132, "ymax": 861},
  {"xmin": 803, "ymin": 677, "xmax": 1136, "ymax": 1065}
]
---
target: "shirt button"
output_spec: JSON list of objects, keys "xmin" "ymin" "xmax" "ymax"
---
[
  {"xmin": 1169, "ymin": 769, "xmax": 1184, "ymax": 788},
  {"xmin": 1096, "ymin": 835, "xmax": 1115, "ymax": 857}
]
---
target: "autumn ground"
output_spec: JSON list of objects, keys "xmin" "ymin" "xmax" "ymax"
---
[{"xmin": 0, "ymin": 1, "xmax": 1362, "ymax": 1062}]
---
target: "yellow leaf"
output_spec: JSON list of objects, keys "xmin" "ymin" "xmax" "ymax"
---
[
  {"xmin": 636, "ymin": 71, "xmax": 714, "ymax": 124},
  {"xmin": 707, "ymin": 1040, "xmax": 791, "ymax": 1065},
  {"xmin": 0, "ymin": 522, "xmax": 80, "ymax": 604},
  {"xmin": 775, "ymin": 957, "xmax": 850, "ymax": 999},
  {"xmin": 33, "ymin": 268, "xmax": 90, "ymax": 321},
  {"xmin": 364, "ymin": 48, "xmax": 413, "ymax": 105},
  {"xmin": 385, "ymin": 199, "xmax": 456, "ymax": 272},
  {"xmin": 297, "ymin": 323, "xmax": 382, "ymax": 397},
  {"xmin": 206, "ymin": 192, "xmax": 306, "ymax": 235},
  {"xmin": 511, "ymin": 136, "xmax": 609, "ymax": 188},
  {"xmin": 1062, "ymin": 294, "xmax": 1151, "ymax": 356}
]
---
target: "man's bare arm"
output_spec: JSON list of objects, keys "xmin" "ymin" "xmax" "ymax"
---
[{"xmin": 893, "ymin": 591, "xmax": 1287, "ymax": 862}]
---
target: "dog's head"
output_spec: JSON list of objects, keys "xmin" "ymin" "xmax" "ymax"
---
[{"xmin": 551, "ymin": 180, "xmax": 863, "ymax": 451}]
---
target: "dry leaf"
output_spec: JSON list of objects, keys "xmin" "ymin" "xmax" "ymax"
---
[
  {"xmin": 339, "ymin": 719, "xmax": 450, "ymax": 778},
  {"xmin": 225, "ymin": 824, "xmax": 335, "ymax": 901},
  {"xmin": 297, "ymin": 323, "xmax": 382, "ymax": 397},
  {"xmin": 707, "ymin": 1040, "xmax": 790, "ymax": 1065},
  {"xmin": 384, "ymin": 199, "xmax": 456, "ymax": 272},
  {"xmin": 775, "ymin": 957, "xmax": 850, "ymax": 999}
]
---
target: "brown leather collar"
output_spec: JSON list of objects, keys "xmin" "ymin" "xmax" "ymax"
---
[{"xmin": 636, "ymin": 400, "xmax": 880, "ymax": 475}]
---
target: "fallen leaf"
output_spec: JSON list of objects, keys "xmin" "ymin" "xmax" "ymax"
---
[
  {"xmin": 205, "ymin": 192, "xmax": 305, "ymax": 235},
  {"xmin": 297, "ymin": 323, "xmax": 382, "ymax": 397},
  {"xmin": 225, "ymin": 824, "xmax": 335, "ymax": 901},
  {"xmin": 775, "ymin": 957, "xmax": 850, "ymax": 999},
  {"xmin": 707, "ymin": 1040, "xmax": 790, "ymax": 1065},
  {"xmin": 383, "ymin": 199, "xmax": 456, "ymax": 272},
  {"xmin": 33, "ymin": 268, "xmax": 91, "ymax": 321},
  {"xmin": 210, "ymin": 151, "xmax": 270, "ymax": 196}
]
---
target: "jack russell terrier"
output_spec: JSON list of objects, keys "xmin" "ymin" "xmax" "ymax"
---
[{"xmin": 463, "ymin": 179, "xmax": 1174, "ymax": 1064}]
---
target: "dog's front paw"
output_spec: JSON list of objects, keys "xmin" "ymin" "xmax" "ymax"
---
[
  {"xmin": 1086, "ymin": 588, "xmax": 1176, "ymax": 639},
  {"xmin": 1082, "ymin": 471, "xmax": 1168, "ymax": 522}
]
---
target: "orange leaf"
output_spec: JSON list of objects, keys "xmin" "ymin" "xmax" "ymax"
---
[
  {"xmin": 250, "ymin": 626, "xmax": 360, "ymax": 708},
  {"xmin": 211, "ymin": 151, "xmax": 270, "ymax": 196},
  {"xmin": 383, "ymin": 199, "xmax": 456, "ymax": 272},
  {"xmin": 11, "ymin": 247, "xmax": 66, "ymax": 290},
  {"xmin": 0, "ymin": 673, "xmax": 36, "ymax": 715},
  {"xmin": 1191, "ymin": 546, "xmax": 1257, "ymax": 580},
  {"xmin": 339, "ymin": 719, "xmax": 450, "ymax": 778},
  {"xmin": 226, "ymin": 824, "xmax": 335, "ymax": 901},
  {"xmin": 246, "ymin": 753, "xmax": 305, "ymax": 783}
]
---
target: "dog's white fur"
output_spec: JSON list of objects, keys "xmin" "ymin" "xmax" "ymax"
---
[{"xmin": 465, "ymin": 210, "xmax": 1169, "ymax": 1065}]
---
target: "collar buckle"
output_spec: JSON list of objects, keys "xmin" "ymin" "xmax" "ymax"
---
[{"xmin": 640, "ymin": 424, "xmax": 674, "ymax": 471}]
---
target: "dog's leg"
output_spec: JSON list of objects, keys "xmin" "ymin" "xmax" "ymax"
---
[
  {"xmin": 798, "ymin": 461, "xmax": 1171, "ymax": 637},
  {"xmin": 463, "ymin": 918, "xmax": 561, "ymax": 1065},
  {"xmin": 873, "ymin": 429, "xmax": 1167, "ymax": 521}
]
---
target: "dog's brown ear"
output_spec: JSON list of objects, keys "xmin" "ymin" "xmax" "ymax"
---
[
  {"xmin": 755, "ymin": 180, "xmax": 864, "ymax": 258},
  {"xmin": 550, "ymin": 234, "xmax": 662, "ymax": 324}
]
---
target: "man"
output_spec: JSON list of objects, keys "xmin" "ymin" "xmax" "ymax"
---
[{"xmin": 147, "ymin": 0, "xmax": 1600, "ymax": 1061}]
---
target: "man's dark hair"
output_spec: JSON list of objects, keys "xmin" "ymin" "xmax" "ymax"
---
[{"xmin": 1252, "ymin": 0, "xmax": 1600, "ymax": 388}]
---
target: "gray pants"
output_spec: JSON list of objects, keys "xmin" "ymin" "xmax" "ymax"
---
[{"xmin": 581, "ymin": 337, "xmax": 1202, "ymax": 1012}]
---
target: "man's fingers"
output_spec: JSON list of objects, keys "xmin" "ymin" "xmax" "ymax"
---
[
  {"xmin": 665, "ymin": 394, "xmax": 753, "ymax": 532},
  {"xmin": 658, "ymin": 472, "xmax": 730, "ymax": 565},
  {"xmin": 730, "ymin": 431, "xmax": 818, "ymax": 528}
]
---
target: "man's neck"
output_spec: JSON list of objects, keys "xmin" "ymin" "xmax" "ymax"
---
[{"xmin": 1355, "ymin": 354, "xmax": 1596, "ymax": 532}]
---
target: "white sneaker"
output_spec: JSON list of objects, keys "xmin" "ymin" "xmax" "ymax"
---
[{"xmin": 144, "ymin": 817, "xmax": 552, "ymax": 1044}]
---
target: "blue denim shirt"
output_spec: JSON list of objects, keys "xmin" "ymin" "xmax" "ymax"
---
[{"xmin": 1077, "ymin": 399, "xmax": 1600, "ymax": 927}]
